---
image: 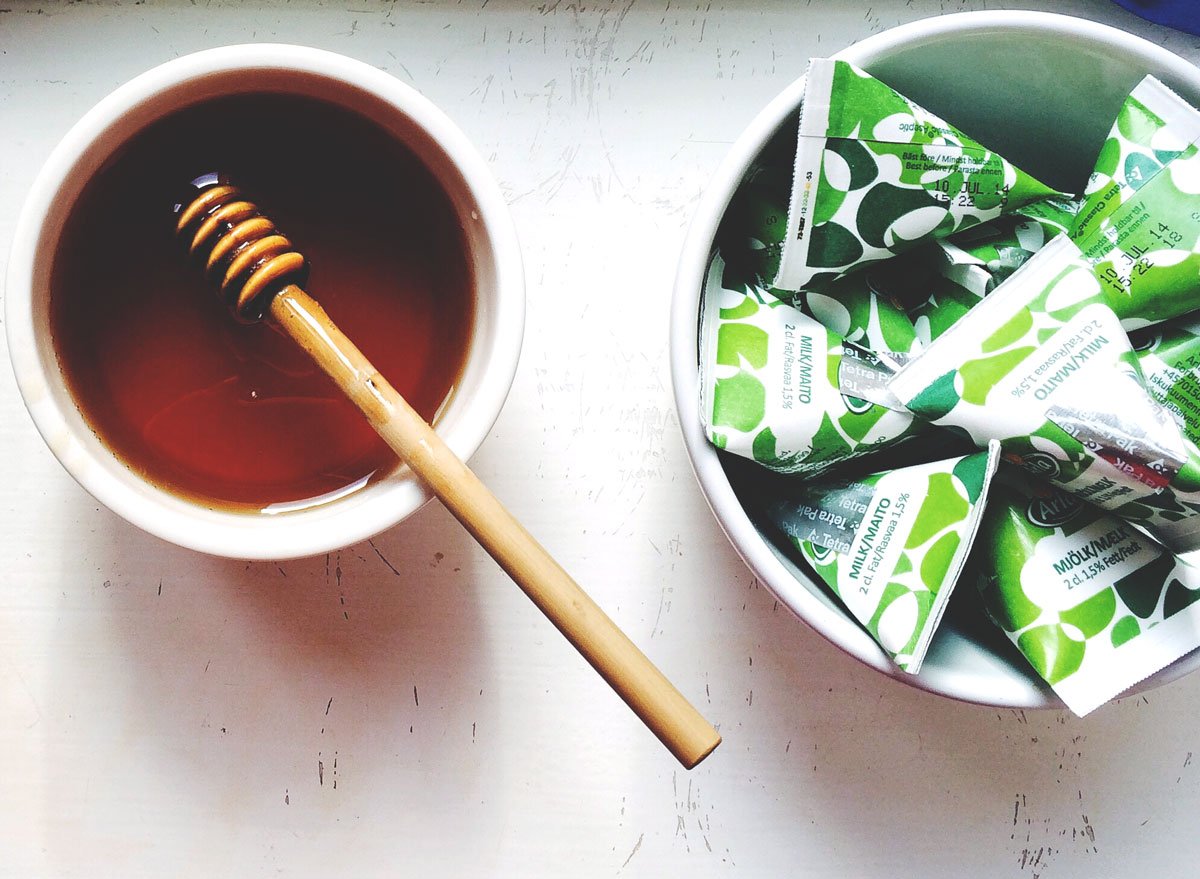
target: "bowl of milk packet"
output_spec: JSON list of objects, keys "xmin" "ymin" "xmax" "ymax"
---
[{"xmin": 671, "ymin": 11, "xmax": 1200, "ymax": 711}]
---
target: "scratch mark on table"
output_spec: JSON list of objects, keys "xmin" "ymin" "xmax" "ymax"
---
[
  {"xmin": 650, "ymin": 583, "xmax": 668, "ymax": 637},
  {"xmin": 620, "ymin": 832, "xmax": 643, "ymax": 869},
  {"xmin": 369, "ymin": 539, "xmax": 400, "ymax": 575}
]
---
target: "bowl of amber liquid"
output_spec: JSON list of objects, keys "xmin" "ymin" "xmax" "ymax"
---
[{"xmin": 6, "ymin": 45, "xmax": 524, "ymax": 559}]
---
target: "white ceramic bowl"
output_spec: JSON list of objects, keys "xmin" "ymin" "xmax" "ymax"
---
[
  {"xmin": 6, "ymin": 45, "xmax": 524, "ymax": 560},
  {"xmin": 671, "ymin": 11, "xmax": 1200, "ymax": 707}
]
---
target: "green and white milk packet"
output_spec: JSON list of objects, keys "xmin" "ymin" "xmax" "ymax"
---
[
  {"xmin": 775, "ymin": 58, "xmax": 1068, "ymax": 292},
  {"xmin": 1069, "ymin": 75, "xmax": 1200, "ymax": 329},
  {"xmin": 699, "ymin": 254, "xmax": 924, "ymax": 475},
  {"xmin": 717, "ymin": 129, "xmax": 925, "ymax": 357},
  {"xmin": 888, "ymin": 236, "xmax": 1200, "ymax": 553},
  {"xmin": 976, "ymin": 468, "xmax": 1200, "ymax": 715},
  {"xmin": 766, "ymin": 442, "xmax": 1001, "ymax": 673},
  {"xmin": 1072, "ymin": 75, "xmax": 1200, "ymax": 245}
]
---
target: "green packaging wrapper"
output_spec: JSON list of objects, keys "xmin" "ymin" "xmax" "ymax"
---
[
  {"xmin": 699, "ymin": 255, "xmax": 921, "ymax": 475},
  {"xmin": 1073, "ymin": 75, "xmax": 1200, "ymax": 243},
  {"xmin": 976, "ymin": 469, "xmax": 1200, "ymax": 715},
  {"xmin": 1132, "ymin": 314, "xmax": 1200, "ymax": 447},
  {"xmin": 785, "ymin": 265, "xmax": 921, "ymax": 356},
  {"xmin": 908, "ymin": 199, "xmax": 1081, "ymax": 346},
  {"xmin": 1068, "ymin": 75, "xmax": 1200, "ymax": 329},
  {"xmin": 784, "ymin": 200, "xmax": 1079, "ymax": 356},
  {"xmin": 717, "ymin": 134, "xmax": 923, "ymax": 356},
  {"xmin": 775, "ymin": 58, "xmax": 1067, "ymax": 292},
  {"xmin": 888, "ymin": 235, "xmax": 1200, "ymax": 553},
  {"xmin": 767, "ymin": 443, "xmax": 1000, "ymax": 673}
]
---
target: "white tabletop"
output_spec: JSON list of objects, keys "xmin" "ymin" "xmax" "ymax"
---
[{"xmin": 4, "ymin": 1, "xmax": 1200, "ymax": 876}]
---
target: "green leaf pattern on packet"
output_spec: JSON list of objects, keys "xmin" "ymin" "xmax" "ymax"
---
[
  {"xmin": 889, "ymin": 236, "xmax": 1200, "ymax": 553},
  {"xmin": 1068, "ymin": 76, "xmax": 1200, "ymax": 329},
  {"xmin": 1072, "ymin": 76, "xmax": 1200, "ymax": 243},
  {"xmin": 976, "ymin": 471, "xmax": 1200, "ymax": 715},
  {"xmin": 775, "ymin": 59, "xmax": 1066, "ymax": 292},
  {"xmin": 770, "ymin": 446, "xmax": 999, "ymax": 673},
  {"xmin": 717, "ymin": 131, "xmax": 923, "ymax": 357},
  {"xmin": 700, "ymin": 255, "xmax": 921, "ymax": 475},
  {"xmin": 1079, "ymin": 155, "xmax": 1200, "ymax": 328},
  {"xmin": 907, "ymin": 199, "xmax": 1082, "ymax": 346},
  {"xmin": 785, "ymin": 269, "xmax": 920, "ymax": 355},
  {"xmin": 1132, "ymin": 314, "xmax": 1200, "ymax": 447}
]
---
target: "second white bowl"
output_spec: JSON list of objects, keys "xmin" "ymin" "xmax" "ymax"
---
[{"xmin": 671, "ymin": 11, "xmax": 1200, "ymax": 707}]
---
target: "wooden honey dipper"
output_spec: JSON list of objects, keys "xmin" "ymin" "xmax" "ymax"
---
[{"xmin": 174, "ymin": 174, "xmax": 721, "ymax": 768}]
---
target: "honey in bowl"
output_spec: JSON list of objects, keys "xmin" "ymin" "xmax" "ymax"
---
[{"xmin": 50, "ymin": 93, "xmax": 475, "ymax": 511}]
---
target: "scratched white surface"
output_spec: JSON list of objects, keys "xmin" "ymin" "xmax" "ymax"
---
[{"xmin": 3, "ymin": 1, "xmax": 1200, "ymax": 876}]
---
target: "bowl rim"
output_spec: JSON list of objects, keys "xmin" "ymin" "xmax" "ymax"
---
[
  {"xmin": 5, "ymin": 43, "xmax": 525, "ymax": 560},
  {"xmin": 670, "ymin": 10, "xmax": 1200, "ymax": 708}
]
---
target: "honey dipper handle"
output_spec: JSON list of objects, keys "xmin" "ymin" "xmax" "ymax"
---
[{"xmin": 269, "ymin": 285, "xmax": 721, "ymax": 769}]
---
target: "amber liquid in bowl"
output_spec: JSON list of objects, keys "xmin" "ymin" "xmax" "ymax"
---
[{"xmin": 50, "ymin": 93, "xmax": 475, "ymax": 511}]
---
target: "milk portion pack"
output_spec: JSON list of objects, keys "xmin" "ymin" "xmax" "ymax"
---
[
  {"xmin": 699, "ymin": 255, "xmax": 922, "ymax": 476},
  {"xmin": 775, "ymin": 59, "xmax": 1067, "ymax": 292},
  {"xmin": 767, "ymin": 444, "xmax": 1000, "ymax": 673},
  {"xmin": 1070, "ymin": 75, "xmax": 1200, "ymax": 329},
  {"xmin": 976, "ymin": 469, "xmax": 1200, "ymax": 715},
  {"xmin": 889, "ymin": 237, "xmax": 1200, "ymax": 554}
]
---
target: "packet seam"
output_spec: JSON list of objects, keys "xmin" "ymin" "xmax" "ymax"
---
[
  {"xmin": 1132, "ymin": 75, "xmax": 1200, "ymax": 147},
  {"xmin": 1053, "ymin": 604, "xmax": 1200, "ymax": 715},
  {"xmin": 777, "ymin": 59, "xmax": 834, "ymax": 290}
]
